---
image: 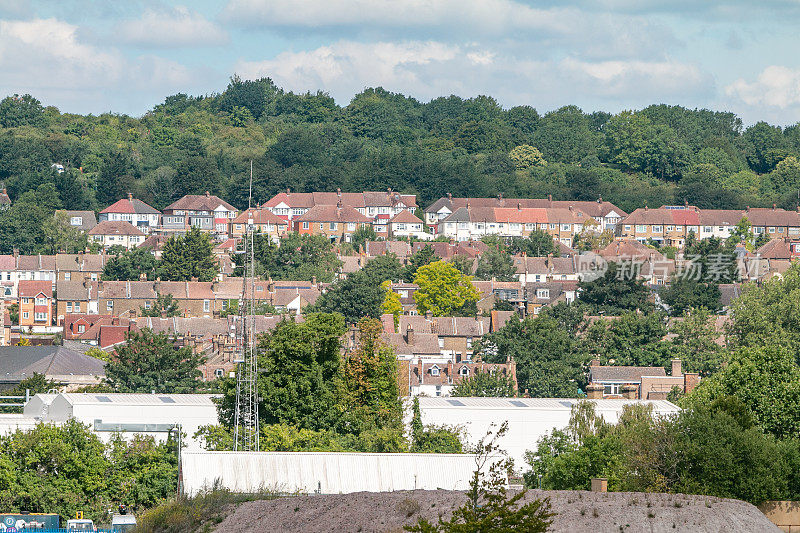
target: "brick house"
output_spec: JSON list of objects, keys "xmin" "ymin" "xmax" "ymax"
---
[
  {"xmin": 55, "ymin": 280, "xmax": 99, "ymax": 324},
  {"xmin": 161, "ymin": 192, "xmax": 238, "ymax": 240},
  {"xmin": 587, "ymin": 358, "xmax": 700, "ymax": 400},
  {"xmin": 229, "ymin": 208, "xmax": 289, "ymax": 242},
  {"xmin": 55, "ymin": 254, "xmax": 106, "ymax": 282},
  {"xmin": 18, "ymin": 280, "xmax": 54, "ymax": 329},
  {"xmin": 295, "ymin": 204, "xmax": 372, "ymax": 243}
]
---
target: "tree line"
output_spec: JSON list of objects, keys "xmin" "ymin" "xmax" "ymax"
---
[{"xmin": 3, "ymin": 78, "xmax": 800, "ymax": 254}]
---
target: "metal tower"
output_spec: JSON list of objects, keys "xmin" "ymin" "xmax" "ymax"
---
[{"xmin": 233, "ymin": 161, "xmax": 260, "ymax": 451}]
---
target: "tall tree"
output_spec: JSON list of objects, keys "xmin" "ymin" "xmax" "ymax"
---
[
  {"xmin": 105, "ymin": 329, "xmax": 205, "ymax": 393},
  {"xmin": 157, "ymin": 226, "xmax": 218, "ymax": 282},
  {"xmin": 578, "ymin": 262, "xmax": 653, "ymax": 315}
]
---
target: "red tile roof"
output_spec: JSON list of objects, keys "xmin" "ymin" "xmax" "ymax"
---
[
  {"xmin": 100, "ymin": 197, "xmax": 160, "ymax": 215},
  {"xmin": 231, "ymin": 208, "xmax": 288, "ymax": 225},
  {"xmin": 389, "ymin": 209, "xmax": 423, "ymax": 224},
  {"xmin": 18, "ymin": 280, "xmax": 53, "ymax": 298}
]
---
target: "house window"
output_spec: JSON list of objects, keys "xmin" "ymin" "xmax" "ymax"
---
[
  {"xmin": 204, "ymin": 300, "xmax": 210, "ymax": 312},
  {"xmin": 73, "ymin": 302, "xmax": 80, "ymax": 312},
  {"xmin": 22, "ymin": 311, "xmax": 29, "ymax": 320},
  {"xmin": 64, "ymin": 272, "xmax": 71, "ymax": 280},
  {"xmin": 302, "ymin": 222, "xmax": 309, "ymax": 230},
  {"xmin": 703, "ymin": 226, "xmax": 712, "ymax": 233},
  {"xmin": 3, "ymin": 287, "xmax": 10, "ymax": 296},
  {"xmin": 666, "ymin": 225, "xmax": 674, "ymax": 231},
  {"xmin": 319, "ymin": 223, "xmax": 324, "ymax": 230},
  {"xmin": 214, "ymin": 368, "xmax": 224, "ymax": 378},
  {"xmin": 603, "ymin": 383, "xmax": 621, "ymax": 396},
  {"xmin": 348, "ymin": 223, "xmax": 356, "ymax": 231},
  {"xmin": 107, "ymin": 301, "xmax": 114, "ymax": 311},
  {"xmin": 430, "ymin": 365, "xmax": 440, "ymax": 376},
  {"xmin": 652, "ymin": 225, "xmax": 662, "ymax": 233},
  {"xmin": 778, "ymin": 227, "xmax": 785, "ymax": 233},
  {"xmin": 70, "ymin": 216, "xmax": 82, "ymax": 226},
  {"xmin": 78, "ymin": 324, "xmax": 86, "ymax": 333},
  {"xmin": 438, "ymin": 338, "xmax": 444, "ymax": 349},
  {"xmin": 459, "ymin": 366, "xmax": 469, "ymax": 376},
  {"xmin": 34, "ymin": 312, "xmax": 47, "ymax": 321},
  {"xmin": 35, "ymin": 296, "xmax": 46, "ymax": 305},
  {"xmin": 144, "ymin": 301, "xmax": 151, "ymax": 309},
  {"xmin": 466, "ymin": 338, "xmax": 473, "ymax": 349},
  {"xmin": 22, "ymin": 298, "xmax": 29, "ymax": 304},
  {"xmin": 66, "ymin": 302, "xmax": 73, "ymax": 312},
  {"xmin": 549, "ymin": 223, "xmax": 557, "ymax": 230},
  {"xmin": 624, "ymin": 225, "xmax": 631, "ymax": 231},
  {"xmin": 91, "ymin": 273, "xmax": 98, "ymax": 281},
  {"xmin": 635, "ymin": 225, "xmax": 646, "ymax": 232},
  {"xmin": 769, "ymin": 227, "xmax": 776, "ymax": 233},
  {"xmin": 536, "ymin": 289, "xmax": 550, "ymax": 299},
  {"xmin": 329, "ymin": 222, "xmax": 337, "ymax": 230},
  {"xmin": 561, "ymin": 224, "xmax": 571, "ymax": 231}
]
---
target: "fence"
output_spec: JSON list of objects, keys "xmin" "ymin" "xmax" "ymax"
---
[{"xmin": 0, "ymin": 389, "xmax": 30, "ymax": 411}]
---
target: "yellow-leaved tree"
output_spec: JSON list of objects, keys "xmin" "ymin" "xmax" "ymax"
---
[{"xmin": 413, "ymin": 260, "xmax": 481, "ymax": 317}]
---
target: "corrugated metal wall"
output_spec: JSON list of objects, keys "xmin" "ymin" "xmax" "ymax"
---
[{"xmin": 181, "ymin": 452, "xmax": 482, "ymax": 495}]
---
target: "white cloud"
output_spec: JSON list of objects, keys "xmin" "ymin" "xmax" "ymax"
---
[
  {"xmin": 116, "ymin": 6, "xmax": 229, "ymax": 48},
  {"xmin": 0, "ymin": 18, "xmax": 123, "ymax": 87},
  {"xmin": 561, "ymin": 58, "xmax": 712, "ymax": 98},
  {"xmin": 726, "ymin": 66, "xmax": 800, "ymax": 108},
  {"xmin": 236, "ymin": 41, "xmax": 460, "ymax": 98},
  {"xmin": 222, "ymin": 0, "xmax": 569, "ymax": 34},
  {"xmin": 0, "ymin": 18, "xmax": 207, "ymax": 114},
  {"xmin": 233, "ymin": 39, "xmax": 713, "ymax": 111}
]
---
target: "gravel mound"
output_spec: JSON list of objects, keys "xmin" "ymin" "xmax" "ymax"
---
[{"xmin": 215, "ymin": 489, "xmax": 779, "ymax": 532}]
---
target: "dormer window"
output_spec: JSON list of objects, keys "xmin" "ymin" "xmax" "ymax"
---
[
  {"xmin": 430, "ymin": 365, "xmax": 440, "ymax": 376},
  {"xmin": 459, "ymin": 366, "xmax": 469, "ymax": 377}
]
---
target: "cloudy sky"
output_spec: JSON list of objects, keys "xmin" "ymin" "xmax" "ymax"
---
[{"xmin": 1, "ymin": 0, "xmax": 799, "ymax": 125}]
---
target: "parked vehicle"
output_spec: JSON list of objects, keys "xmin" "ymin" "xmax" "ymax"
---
[{"xmin": 0, "ymin": 513, "xmax": 60, "ymax": 531}]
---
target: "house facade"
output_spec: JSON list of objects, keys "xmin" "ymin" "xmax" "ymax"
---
[
  {"xmin": 229, "ymin": 208, "xmax": 289, "ymax": 242},
  {"xmin": 387, "ymin": 210, "xmax": 430, "ymax": 240},
  {"xmin": 619, "ymin": 205, "xmax": 800, "ymax": 248},
  {"xmin": 161, "ymin": 192, "xmax": 238, "ymax": 240},
  {"xmin": 295, "ymin": 204, "xmax": 372, "ymax": 243},
  {"xmin": 98, "ymin": 194, "xmax": 160, "ymax": 234},
  {"xmin": 18, "ymin": 280, "xmax": 54, "ymax": 329},
  {"xmin": 425, "ymin": 195, "xmax": 626, "ymax": 233},
  {"xmin": 88, "ymin": 221, "xmax": 146, "ymax": 249}
]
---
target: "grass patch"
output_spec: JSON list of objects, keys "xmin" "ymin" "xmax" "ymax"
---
[{"xmin": 134, "ymin": 483, "xmax": 281, "ymax": 533}]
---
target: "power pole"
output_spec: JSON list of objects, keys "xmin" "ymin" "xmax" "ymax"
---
[{"xmin": 233, "ymin": 161, "xmax": 259, "ymax": 451}]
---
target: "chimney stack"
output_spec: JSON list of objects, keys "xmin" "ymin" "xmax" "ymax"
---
[
  {"xmin": 127, "ymin": 192, "xmax": 133, "ymax": 201},
  {"xmin": 622, "ymin": 383, "xmax": 639, "ymax": 399},
  {"xmin": 589, "ymin": 358, "xmax": 600, "ymax": 367},
  {"xmin": 585, "ymin": 383, "xmax": 603, "ymax": 399},
  {"xmin": 671, "ymin": 358, "xmax": 682, "ymax": 377},
  {"xmin": 205, "ymin": 191, "xmax": 210, "ymax": 197},
  {"xmin": 683, "ymin": 372, "xmax": 700, "ymax": 395},
  {"xmin": 406, "ymin": 324, "xmax": 414, "ymax": 345}
]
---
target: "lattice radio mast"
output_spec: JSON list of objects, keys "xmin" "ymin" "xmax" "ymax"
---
[{"xmin": 233, "ymin": 160, "xmax": 259, "ymax": 451}]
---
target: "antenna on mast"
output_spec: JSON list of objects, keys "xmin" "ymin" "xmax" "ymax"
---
[{"xmin": 233, "ymin": 160, "xmax": 259, "ymax": 452}]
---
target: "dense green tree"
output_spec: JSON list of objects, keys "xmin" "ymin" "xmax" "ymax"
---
[
  {"xmin": 42, "ymin": 210, "xmax": 88, "ymax": 253},
  {"xmin": 670, "ymin": 307, "xmax": 727, "ymax": 376},
  {"xmin": 96, "ymin": 150, "xmax": 135, "ymax": 207},
  {"xmin": 313, "ymin": 254, "xmax": 404, "ymax": 323},
  {"xmin": 413, "ymin": 260, "xmax": 481, "ymax": 317},
  {"xmin": 245, "ymin": 233, "xmax": 341, "ymax": 283},
  {"xmin": 659, "ymin": 276, "xmax": 721, "ymax": 315},
  {"xmin": 157, "ymin": 226, "xmax": 218, "ymax": 282},
  {"xmin": 0, "ymin": 94, "xmax": 46, "ymax": 128},
  {"xmin": 507, "ymin": 230, "xmax": 558, "ymax": 257},
  {"xmin": 105, "ymin": 329, "xmax": 205, "ymax": 393},
  {"xmin": 579, "ymin": 311, "xmax": 671, "ymax": 368},
  {"xmin": 402, "ymin": 244, "xmax": 439, "ymax": 282},
  {"xmin": 451, "ymin": 370, "xmax": 516, "ymax": 397},
  {"xmin": 103, "ymin": 246, "xmax": 158, "ymax": 281},
  {"xmin": 474, "ymin": 247, "xmax": 516, "ymax": 281},
  {"xmin": 0, "ymin": 420, "xmax": 176, "ymax": 522},
  {"xmin": 478, "ymin": 316, "xmax": 584, "ymax": 397},
  {"xmin": 577, "ymin": 262, "xmax": 653, "ymax": 314}
]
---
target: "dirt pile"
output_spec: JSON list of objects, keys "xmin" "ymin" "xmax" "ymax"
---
[{"xmin": 215, "ymin": 489, "xmax": 779, "ymax": 532}]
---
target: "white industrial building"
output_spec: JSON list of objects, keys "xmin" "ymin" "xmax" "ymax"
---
[
  {"xmin": 19, "ymin": 393, "xmax": 219, "ymax": 450},
  {"xmin": 416, "ymin": 397, "xmax": 680, "ymax": 469},
  {"xmin": 181, "ymin": 451, "xmax": 484, "ymax": 496}
]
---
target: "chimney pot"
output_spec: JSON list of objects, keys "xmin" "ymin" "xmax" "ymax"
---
[
  {"xmin": 127, "ymin": 192, "xmax": 133, "ymax": 201},
  {"xmin": 548, "ymin": 194, "xmax": 552, "ymax": 202}
]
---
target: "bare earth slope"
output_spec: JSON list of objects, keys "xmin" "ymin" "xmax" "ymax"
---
[{"xmin": 215, "ymin": 489, "xmax": 779, "ymax": 533}]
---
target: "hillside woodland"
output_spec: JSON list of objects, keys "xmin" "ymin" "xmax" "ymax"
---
[{"xmin": 2, "ymin": 78, "xmax": 800, "ymax": 253}]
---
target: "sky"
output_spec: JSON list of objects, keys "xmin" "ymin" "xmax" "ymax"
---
[{"xmin": 1, "ymin": 0, "xmax": 799, "ymax": 125}]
